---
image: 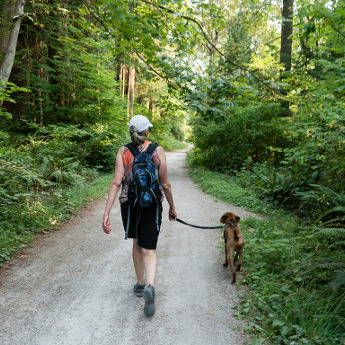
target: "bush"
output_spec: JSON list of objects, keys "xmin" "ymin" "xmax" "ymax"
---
[
  {"xmin": 0, "ymin": 122, "xmax": 128, "ymax": 265},
  {"xmin": 190, "ymin": 102, "xmax": 289, "ymax": 171}
]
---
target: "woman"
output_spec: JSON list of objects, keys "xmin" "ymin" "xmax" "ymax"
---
[{"xmin": 102, "ymin": 114, "xmax": 177, "ymax": 317}]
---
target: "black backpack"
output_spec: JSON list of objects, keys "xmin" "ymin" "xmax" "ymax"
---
[{"xmin": 126, "ymin": 142, "xmax": 162, "ymax": 209}]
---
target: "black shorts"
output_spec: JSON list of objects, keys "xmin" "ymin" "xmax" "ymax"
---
[{"xmin": 120, "ymin": 201, "xmax": 163, "ymax": 250}]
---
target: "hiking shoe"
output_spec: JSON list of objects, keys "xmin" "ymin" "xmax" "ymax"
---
[
  {"xmin": 143, "ymin": 284, "xmax": 155, "ymax": 317},
  {"xmin": 133, "ymin": 283, "xmax": 145, "ymax": 297}
]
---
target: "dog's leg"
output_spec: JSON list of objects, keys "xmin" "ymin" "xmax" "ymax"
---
[
  {"xmin": 223, "ymin": 238, "xmax": 228, "ymax": 267},
  {"xmin": 228, "ymin": 246, "xmax": 236, "ymax": 284},
  {"xmin": 234, "ymin": 251, "xmax": 239, "ymax": 264},
  {"xmin": 236, "ymin": 247, "xmax": 243, "ymax": 272}
]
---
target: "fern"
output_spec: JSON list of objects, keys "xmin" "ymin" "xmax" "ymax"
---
[
  {"xmin": 315, "ymin": 227, "xmax": 345, "ymax": 240},
  {"xmin": 318, "ymin": 206, "xmax": 345, "ymax": 224},
  {"xmin": 329, "ymin": 240, "xmax": 345, "ymax": 250},
  {"xmin": 255, "ymin": 169, "xmax": 305, "ymax": 205},
  {"xmin": 300, "ymin": 259, "xmax": 345, "ymax": 274},
  {"xmin": 310, "ymin": 184, "xmax": 345, "ymax": 205},
  {"xmin": 39, "ymin": 157, "xmax": 56, "ymax": 181},
  {"xmin": 329, "ymin": 271, "xmax": 345, "ymax": 292}
]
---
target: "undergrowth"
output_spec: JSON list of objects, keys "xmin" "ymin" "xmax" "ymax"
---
[
  {"xmin": 188, "ymin": 164, "xmax": 345, "ymax": 345},
  {"xmin": 0, "ymin": 173, "xmax": 113, "ymax": 266}
]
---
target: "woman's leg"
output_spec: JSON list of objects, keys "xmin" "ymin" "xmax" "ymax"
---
[
  {"xmin": 141, "ymin": 248, "xmax": 157, "ymax": 287},
  {"xmin": 142, "ymin": 248, "xmax": 157, "ymax": 317},
  {"xmin": 132, "ymin": 239, "xmax": 144, "ymax": 285}
]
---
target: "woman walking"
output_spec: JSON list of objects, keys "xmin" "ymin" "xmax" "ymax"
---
[{"xmin": 102, "ymin": 114, "xmax": 177, "ymax": 317}]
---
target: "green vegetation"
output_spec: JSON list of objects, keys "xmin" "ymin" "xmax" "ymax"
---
[
  {"xmin": 0, "ymin": 170, "xmax": 113, "ymax": 265},
  {"xmin": 188, "ymin": 165, "xmax": 345, "ymax": 344},
  {"xmin": 1, "ymin": 0, "xmax": 345, "ymax": 342},
  {"xmin": 183, "ymin": 2, "xmax": 345, "ymax": 341}
]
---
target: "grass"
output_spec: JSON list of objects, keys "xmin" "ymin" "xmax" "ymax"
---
[
  {"xmin": 188, "ymin": 165, "xmax": 271, "ymax": 215},
  {"xmin": 0, "ymin": 173, "xmax": 113, "ymax": 266},
  {"xmin": 188, "ymin": 163, "xmax": 345, "ymax": 345}
]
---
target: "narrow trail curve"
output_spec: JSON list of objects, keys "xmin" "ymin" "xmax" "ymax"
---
[{"xmin": 0, "ymin": 148, "xmax": 259, "ymax": 345}]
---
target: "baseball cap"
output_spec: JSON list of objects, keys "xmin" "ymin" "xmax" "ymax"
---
[{"xmin": 129, "ymin": 115, "xmax": 153, "ymax": 133}]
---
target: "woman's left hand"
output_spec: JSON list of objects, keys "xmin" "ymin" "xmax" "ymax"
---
[{"xmin": 169, "ymin": 209, "xmax": 177, "ymax": 221}]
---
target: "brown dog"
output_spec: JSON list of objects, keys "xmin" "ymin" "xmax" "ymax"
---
[{"xmin": 220, "ymin": 212, "xmax": 245, "ymax": 284}]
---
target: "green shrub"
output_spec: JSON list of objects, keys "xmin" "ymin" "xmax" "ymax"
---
[{"xmin": 190, "ymin": 102, "xmax": 289, "ymax": 171}]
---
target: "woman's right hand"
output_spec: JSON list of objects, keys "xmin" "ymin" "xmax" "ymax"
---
[{"xmin": 103, "ymin": 214, "xmax": 111, "ymax": 234}]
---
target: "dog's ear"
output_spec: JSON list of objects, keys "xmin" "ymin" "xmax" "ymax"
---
[
  {"xmin": 220, "ymin": 213, "xmax": 228, "ymax": 224},
  {"xmin": 235, "ymin": 214, "xmax": 241, "ymax": 223}
]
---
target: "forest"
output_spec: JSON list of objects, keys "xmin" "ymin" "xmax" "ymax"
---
[{"xmin": 1, "ymin": 0, "xmax": 344, "ymax": 344}]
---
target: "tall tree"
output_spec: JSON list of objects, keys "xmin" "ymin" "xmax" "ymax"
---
[
  {"xmin": 280, "ymin": 0, "xmax": 294, "ymax": 73},
  {"xmin": 0, "ymin": 0, "xmax": 26, "ymax": 85},
  {"xmin": 280, "ymin": 0, "xmax": 294, "ymax": 115},
  {"xmin": 127, "ymin": 65, "xmax": 135, "ymax": 118}
]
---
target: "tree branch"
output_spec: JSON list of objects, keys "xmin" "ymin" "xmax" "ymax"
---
[
  {"xmin": 320, "ymin": 11, "xmax": 345, "ymax": 40},
  {"xmin": 81, "ymin": 0, "xmax": 179, "ymax": 89},
  {"xmin": 133, "ymin": 51, "xmax": 179, "ymax": 90},
  {"xmin": 81, "ymin": 0, "xmax": 110, "ymax": 32},
  {"xmin": 82, "ymin": 0, "xmax": 292, "ymax": 101},
  {"xmin": 140, "ymin": 0, "xmax": 282, "ymax": 95}
]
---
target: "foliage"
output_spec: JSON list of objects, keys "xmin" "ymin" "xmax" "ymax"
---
[
  {"xmin": 189, "ymin": 102, "xmax": 288, "ymax": 171},
  {"xmin": 188, "ymin": 165, "xmax": 345, "ymax": 344},
  {"xmin": 0, "ymin": 82, "xmax": 29, "ymax": 119},
  {"xmin": 187, "ymin": 161, "xmax": 270, "ymax": 215},
  {"xmin": 0, "ymin": 119, "xmax": 128, "ymax": 265},
  {"xmin": 183, "ymin": 0, "xmax": 345, "ymax": 228},
  {"xmin": 7, "ymin": 0, "xmax": 128, "ymax": 126},
  {"xmin": 0, "ymin": 171, "xmax": 113, "ymax": 266}
]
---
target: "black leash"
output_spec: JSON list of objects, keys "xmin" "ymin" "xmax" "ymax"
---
[{"xmin": 170, "ymin": 215, "xmax": 225, "ymax": 229}]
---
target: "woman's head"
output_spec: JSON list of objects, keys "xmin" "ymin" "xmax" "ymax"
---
[{"xmin": 129, "ymin": 114, "xmax": 153, "ymax": 146}]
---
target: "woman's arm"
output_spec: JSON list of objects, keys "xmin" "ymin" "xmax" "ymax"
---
[
  {"xmin": 157, "ymin": 146, "xmax": 177, "ymax": 220},
  {"xmin": 102, "ymin": 147, "xmax": 125, "ymax": 234}
]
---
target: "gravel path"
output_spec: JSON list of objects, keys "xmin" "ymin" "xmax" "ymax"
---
[{"xmin": 0, "ymin": 148, "xmax": 258, "ymax": 345}]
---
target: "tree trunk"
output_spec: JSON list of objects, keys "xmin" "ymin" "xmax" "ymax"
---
[
  {"xmin": 121, "ymin": 64, "xmax": 127, "ymax": 98},
  {"xmin": 127, "ymin": 65, "xmax": 135, "ymax": 119},
  {"xmin": 280, "ymin": 0, "xmax": 294, "ymax": 73},
  {"xmin": 120, "ymin": 64, "xmax": 127, "ymax": 98},
  {"xmin": 0, "ymin": 0, "xmax": 26, "ymax": 85},
  {"xmin": 119, "ymin": 64, "xmax": 123, "ymax": 96},
  {"xmin": 149, "ymin": 95, "xmax": 154, "ymax": 115},
  {"xmin": 279, "ymin": 0, "xmax": 294, "ymax": 116}
]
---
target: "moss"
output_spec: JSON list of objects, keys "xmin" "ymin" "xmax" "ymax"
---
[{"xmin": 0, "ymin": 4, "xmax": 15, "ymax": 41}]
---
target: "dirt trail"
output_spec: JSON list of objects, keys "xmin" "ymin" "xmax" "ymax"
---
[{"xmin": 0, "ymin": 148, "xmax": 258, "ymax": 345}]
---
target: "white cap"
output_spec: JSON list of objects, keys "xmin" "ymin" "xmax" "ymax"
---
[{"xmin": 129, "ymin": 114, "xmax": 153, "ymax": 133}]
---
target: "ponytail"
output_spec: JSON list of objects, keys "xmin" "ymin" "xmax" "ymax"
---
[{"xmin": 129, "ymin": 126, "xmax": 148, "ymax": 146}]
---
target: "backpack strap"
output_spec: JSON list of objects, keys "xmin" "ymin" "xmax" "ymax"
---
[
  {"xmin": 146, "ymin": 143, "xmax": 159, "ymax": 155},
  {"xmin": 125, "ymin": 143, "xmax": 140, "ymax": 156},
  {"xmin": 126, "ymin": 142, "xmax": 159, "ymax": 156}
]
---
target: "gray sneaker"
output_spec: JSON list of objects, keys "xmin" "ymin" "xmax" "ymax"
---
[
  {"xmin": 133, "ymin": 283, "xmax": 145, "ymax": 297},
  {"xmin": 143, "ymin": 284, "xmax": 155, "ymax": 317}
]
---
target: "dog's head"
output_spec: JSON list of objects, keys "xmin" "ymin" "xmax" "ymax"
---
[{"xmin": 220, "ymin": 212, "xmax": 240, "ymax": 224}]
